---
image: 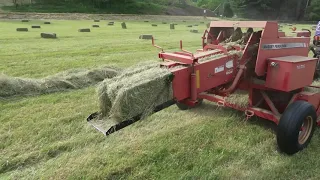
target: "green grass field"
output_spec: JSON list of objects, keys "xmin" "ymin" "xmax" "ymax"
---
[{"xmin": 1, "ymin": 19, "xmax": 320, "ymax": 179}]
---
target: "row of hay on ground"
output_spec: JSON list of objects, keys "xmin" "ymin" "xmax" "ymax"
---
[
  {"xmin": 97, "ymin": 61, "xmax": 174, "ymax": 123},
  {"xmin": 0, "ymin": 66, "xmax": 119, "ymax": 98}
]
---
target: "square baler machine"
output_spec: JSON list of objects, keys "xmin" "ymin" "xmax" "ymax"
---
[{"xmin": 88, "ymin": 21, "xmax": 320, "ymax": 155}]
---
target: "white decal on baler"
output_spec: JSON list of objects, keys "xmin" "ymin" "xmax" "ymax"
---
[
  {"xmin": 215, "ymin": 65, "xmax": 225, "ymax": 73},
  {"xmin": 262, "ymin": 43, "xmax": 306, "ymax": 50},
  {"xmin": 297, "ymin": 64, "xmax": 306, "ymax": 69},
  {"xmin": 226, "ymin": 60, "xmax": 234, "ymax": 68}
]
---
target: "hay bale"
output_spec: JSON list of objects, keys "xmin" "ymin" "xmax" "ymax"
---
[
  {"xmin": 288, "ymin": 24, "xmax": 293, "ymax": 26},
  {"xmin": 144, "ymin": 21, "xmax": 149, "ymax": 22},
  {"xmin": 121, "ymin": 22, "xmax": 127, "ymax": 29},
  {"xmin": 16, "ymin": 28, "xmax": 28, "ymax": 32},
  {"xmin": 97, "ymin": 61, "xmax": 174, "ymax": 122},
  {"xmin": 139, "ymin": 34, "xmax": 153, "ymax": 40},
  {"xmin": 21, "ymin": 20, "xmax": 29, "ymax": 22},
  {"xmin": 108, "ymin": 22, "xmax": 114, "ymax": 26},
  {"xmin": 190, "ymin": 29, "xmax": 198, "ymax": 33},
  {"xmin": 183, "ymin": 20, "xmax": 186, "ymax": 22},
  {"xmin": 41, "ymin": 32, "xmax": 57, "ymax": 39},
  {"xmin": 44, "ymin": 22, "xmax": 51, "ymax": 24},
  {"xmin": 78, "ymin": 28, "xmax": 91, "ymax": 32},
  {"xmin": 0, "ymin": 66, "xmax": 119, "ymax": 98},
  {"xmin": 200, "ymin": 22, "xmax": 205, "ymax": 24},
  {"xmin": 152, "ymin": 24, "xmax": 158, "ymax": 27},
  {"xmin": 92, "ymin": 25, "xmax": 100, "ymax": 28},
  {"xmin": 170, "ymin": 23, "xmax": 175, "ymax": 30},
  {"xmin": 32, "ymin": 25, "xmax": 41, "ymax": 28},
  {"xmin": 194, "ymin": 24, "xmax": 198, "ymax": 26},
  {"xmin": 162, "ymin": 22, "xmax": 167, "ymax": 24},
  {"xmin": 94, "ymin": 20, "xmax": 100, "ymax": 22},
  {"xmin": 187, "ymin": 25, "xmax": 193, "ymax": 27}
]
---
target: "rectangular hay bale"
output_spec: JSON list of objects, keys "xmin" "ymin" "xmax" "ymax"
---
[
  {"xmin": 16, "ymin": 28, "xmax": 28, "ymax": 32},
  {"xmin": 139, "ymin": 34, "xmax": 153, "ymax": 39},
  {"xmin": 32, "ymin": 25, "xmax": 41, "ymax": 28},
  {"xmin": 121, "ymin": 22, "xmax": 127, "ymax": 29},
  {"xmin": 41, "ymin": 32, "xmax": 57, "ymax": 39},
  {"xmin": 170, "ymin": 23, "xmax": 175, "ymax": 30},
  {"xmin": 78, "ymin": 28, "xmax": 91, "ymax": 32}
]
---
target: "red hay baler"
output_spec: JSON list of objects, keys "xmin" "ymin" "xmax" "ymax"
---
[{"xmin": 88, "ymin": 21, "xmax": 320, "ymax": 155}]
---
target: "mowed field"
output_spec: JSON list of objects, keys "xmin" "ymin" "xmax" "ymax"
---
[{"xmin": 1, "ymin": 18, "xmax": 320, "ymax": 179}]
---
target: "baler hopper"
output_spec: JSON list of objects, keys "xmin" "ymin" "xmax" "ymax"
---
[{"xmin": 88, "ymin": 21, "xmax": 320, "ymax": 155}]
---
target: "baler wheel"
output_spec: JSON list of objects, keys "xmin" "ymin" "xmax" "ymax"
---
[
  {"xmin": 176, "ymin": 99, "xmax": 203, "ymax": 110},
  {"xmin": 276, "ymin": 101, "xmax": 316, "ymax": 155}
]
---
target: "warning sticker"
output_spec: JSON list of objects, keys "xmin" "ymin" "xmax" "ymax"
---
[
  {"xmin": 215, "ymin": 65, "xmax": 225, "ymax": 74},
  {"xmin": 226, "ymin": 60, "xmax": 233, "ymax": 68}
]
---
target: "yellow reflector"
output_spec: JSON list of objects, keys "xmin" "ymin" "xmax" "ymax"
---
[{"xmin": 196, "ymin": 70, "xmax": 200, "ymax": 89}]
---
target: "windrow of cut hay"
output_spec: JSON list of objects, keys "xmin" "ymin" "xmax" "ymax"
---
[
  {"xmin": 97, "ymin": 61, "xmax": 174, "ymax": 123},
  {"xmin": 0, "ymin": 66, "xmax": 119, "ymax": 98}
]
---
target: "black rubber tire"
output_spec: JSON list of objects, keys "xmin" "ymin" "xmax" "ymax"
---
[
  {"xmin": 176, "ymin": 99, "xmax": 203, "ymax": 110},
  {"xmin": 277, "ymin": 100, "xmax": 317, "ymax": 155}
]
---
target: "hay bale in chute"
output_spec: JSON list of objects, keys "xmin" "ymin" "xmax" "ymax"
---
[
  {"xmin": 0, "ymin": 66, "xmax": 118, "ymax": 98},
  {"xmin": 97, "ymin": 61, "xmax": 174, "ymax": 123}
]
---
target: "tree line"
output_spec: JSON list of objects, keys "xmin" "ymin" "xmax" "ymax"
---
[
  {"xmin": 196, "ymin": 0, "xmax": 319, "ymax": 21},
  {"xmin": 11, "ymin": 0, "xmax": 320, "ymax": 21}
]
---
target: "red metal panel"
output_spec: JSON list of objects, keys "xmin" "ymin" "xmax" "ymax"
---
[
  {"xmin": 278, "ymin": 32, "xmax": 285, "ymax": 37},
  {"xmin": 209, "ymin": 21, "xmax": 269, "ymax": 28},
  {"xmin": 170, "ymin": 67, "xmax": 192, "ymax": 101},
  {"xmin": 265, "ymin": 56, "xmax": 317, "ymax": 91},
  {"xmin": 195, "ymin": 56, "xmax": 237, "ymax": 93},
  {"xmin": 159, "ymin": 53, "xmax": 194, "ymax": 64},
  {"xmin": 255, "ymin": 37, "xmax": 311, "ymax": 76}
]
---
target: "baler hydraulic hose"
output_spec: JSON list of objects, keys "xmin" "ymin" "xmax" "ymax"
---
[{"xmin": 217, "ymin": 65, "xmax": 246, "ymax": 94}]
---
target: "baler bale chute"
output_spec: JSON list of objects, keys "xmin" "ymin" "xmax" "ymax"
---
[{"xmin": 88, "ymin": 21, "xmax": 320, "ymax": 155}]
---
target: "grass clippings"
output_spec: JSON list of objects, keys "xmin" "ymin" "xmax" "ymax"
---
[{"xmin": 0, "ymin": 66, "xmax": 118, "ymax": 98}]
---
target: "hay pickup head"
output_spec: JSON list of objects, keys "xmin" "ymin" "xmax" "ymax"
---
[{"xmin": 88, "ymin": 21, "xmax": 320, "ymax": 155}]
